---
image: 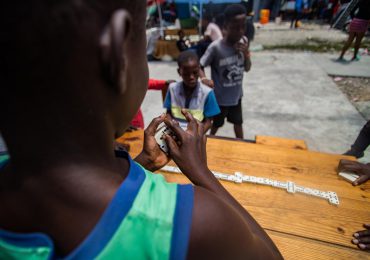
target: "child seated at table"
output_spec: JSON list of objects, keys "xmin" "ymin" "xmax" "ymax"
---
[
  {"xmin": 164, "ymin": 50, "xmax": 220, "ymax": 131},
  {"xmin": 0, "ymin": 1, "xmax": 281, "ymax": 259}
]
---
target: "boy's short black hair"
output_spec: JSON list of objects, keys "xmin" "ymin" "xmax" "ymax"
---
[
  {"xmin": 224, "ymin": 4, "xmax": 246, "ymax": 24},
  {"xmin": 177, "ymin": 50, "xmax": 199, "ymax": 67}
]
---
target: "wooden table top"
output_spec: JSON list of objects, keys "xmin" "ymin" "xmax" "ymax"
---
[{"xmin": 116, "ymin": 130, "xmax": 370, "ymax": 259}]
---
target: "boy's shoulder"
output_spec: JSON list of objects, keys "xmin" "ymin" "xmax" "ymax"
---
[
  {"xmin": 207, "ymin": 39, "xmax": 223, "ymax": 50},
  {"xmin": 169, "ymin": 81, "xmax": 181, "ymax": 90}
]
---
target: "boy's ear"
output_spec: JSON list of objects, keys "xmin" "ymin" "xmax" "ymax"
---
[
  {"xmin": 177, "ymin": 68, "xmax": 181, "ymax": 76},
  {"xmin": 99, "ymin": 10, "xmax": 132, "ymax": 94}
]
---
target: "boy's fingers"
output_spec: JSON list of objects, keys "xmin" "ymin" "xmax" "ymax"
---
[
  {"xmin": 358, "ymin": 243, "xmax": 370, "ymax": 250},
  {"xmin": 358, "ymin": 237, "xmax": 370, "ymax": 244},
  {"xmin": 182, "ymin": 109, "xmax": 198, "ymax": 132},
  {"xmin": 354, "ymin": 228, "xmax": 370, "ymax": 238},
  {"xmin": 164, "ymin": 135, "xmax": 179, "ymax": 157},
  {"xmin": 353, "ymin": 174, "xmax": 370, "ymax": 186},
  {"xmin": 145, "ymin": 114, "xmax": 165, "ymax": 136},
  {"xmin": 198, "ymin": 121, "xmax": 205, "ymax": 136},
  {"xmin": 341, "ymin": 164, "xmax": 362, "ymax": 174},
  {"xmin": 164, "ymin": 117, "xmax": 184, "ymax": 143}
]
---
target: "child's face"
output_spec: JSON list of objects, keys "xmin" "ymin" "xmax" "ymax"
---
[
  {"xmin": 178, "ymin": 59, "xmax": 200, "ymax": 89},
  {"xmin": 225, "ymin": 14, "xmax": 246, "ymax": 44}
]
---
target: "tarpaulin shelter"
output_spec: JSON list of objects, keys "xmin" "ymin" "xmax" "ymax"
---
[{"xmin": 149, "ymin": 0, "xmax": 242, "ymax": 34}]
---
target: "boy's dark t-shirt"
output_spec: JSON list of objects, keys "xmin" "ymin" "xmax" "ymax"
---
[{"xmin": 200, "ymin": 38, "xmax": 245, "ymax": 106}]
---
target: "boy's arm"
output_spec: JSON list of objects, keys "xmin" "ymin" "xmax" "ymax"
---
[
  {"xmin": 203, "ymin": 90, "xmax": 220, "ymax": 132},
  {"xmin": 188, "ymin": 186, "xmax": 282, "ymax": 259},
  {"xmin": 244, "ymin": 54, "xmax": 252, "ymax": 72},
  {"xmin": 199, "ymin": 67, "xmax": 214, "ymax": 88},
  {"xmin": 199, "ymin": 44, "xmax": 215, "ymax": 88},
  {"xmin": 148, "ymin": 79, "xmax": 167, "ymax": 90},
  {"xmin": 164, "ymin": 111, "xmax": 282, "ymax": 259},
  {"xmin": 235, "ymin": 37, "xmax": 252, "ymax": 72}
]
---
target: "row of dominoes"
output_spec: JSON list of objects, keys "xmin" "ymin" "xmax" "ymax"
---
[{"xmin": 160, "ymin": 166, "xmax": 339, "ymax": 206}]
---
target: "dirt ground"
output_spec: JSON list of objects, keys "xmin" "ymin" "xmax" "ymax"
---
[{"xmin": 333, "ymin": 77, "xmax": 370, "ymax": 102}]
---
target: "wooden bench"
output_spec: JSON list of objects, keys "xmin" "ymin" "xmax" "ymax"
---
[
  {"xmin": 164, "ymin": 28, "xmax": 198, "ymax": 37},
  {"xmin": 256, "ymin": 135, "xmax": 308, "ymax": 150}
]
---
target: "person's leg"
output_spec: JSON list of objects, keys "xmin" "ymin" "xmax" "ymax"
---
[
  {"xmin": 344, "ymin": 121, "xmax": 370, "ymax": 158},
  {"xmin": 295, "ymin": 11, "xmax": 302, "ymax": 28},
  {"xmin": 226, "ymin": 99, "xmax": 244, "ymax": 139},
  {"xmin": 291, "ymin": 11, "xmax": 297, "ymax": 28},
  {"xmin": 234, "ymin": 124, "xmax": 244, "ymax": 139},
  {"xmin": 352, "ymin": 32, "xmax": 365, "ymax": 61},
  {"xmin": 339, "ymin": 32, "xmax": 356, "ymax": 59}
]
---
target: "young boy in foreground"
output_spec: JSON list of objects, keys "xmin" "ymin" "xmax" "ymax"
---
[
  {"xmin": 200, "ymin": 4, "xmax": 252, "ymax": 139},
  {"xmin": 0, "ymin": 1, "xmax": 281, "ymax": 259},
  {"xmin": 164, "ymin": 50, "xmax": 220, "ymax": 132}
]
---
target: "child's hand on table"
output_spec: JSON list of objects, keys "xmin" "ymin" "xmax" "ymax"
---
[
  {"xmin": 339, "ymin": 159, "xmax": 370, "ymax": 186},
  {"xmin": 352, "ymin": 224, "xmax": 370, "ymax": 250},
  {"xmin": 135, "ymin": 114, "xmax": 170, "ymax": 172}
]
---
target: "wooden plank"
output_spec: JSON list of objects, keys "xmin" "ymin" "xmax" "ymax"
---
[
  {"xmin": 164, "ymin": 28, "xmax": 198, "ymax": 36},
  {"xmin": 256, "ymin": 135, "xmax": 308, "ymax": 150},
  {"xmin": 267, "ymin": 230, "xmax": 370, "ymax": 260}
]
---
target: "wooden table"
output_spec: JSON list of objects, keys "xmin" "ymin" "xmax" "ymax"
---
[
  {"xmin": 117, "ymin": 130, "xmax": 370, "ymax": 259},
  {"xmin": 153, "ymin": 39, "xmax": 180, "ymax": 60}
]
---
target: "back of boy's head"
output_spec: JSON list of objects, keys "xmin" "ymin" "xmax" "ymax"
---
[
  {"xmin": 224, "ymin": 4, "xmax": 246, "ymax": 25},
  {"xmin": 0, "ymin": 1, "xmax": 148, "ymax": 141},
  {"xmin": 177, "ymin": 50, "xmax": 199, "ymax": 68},
  {"xmin": 1, "ymin": 0, "xmax": 144, "ymax": 90}
]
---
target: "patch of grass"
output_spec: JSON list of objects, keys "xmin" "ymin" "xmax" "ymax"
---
[{"xmin": 264, "ymin": 37, "xmax": 370, "ymax": 52}]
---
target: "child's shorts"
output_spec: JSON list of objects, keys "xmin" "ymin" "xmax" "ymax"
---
[{"xmin": 213, "ymin": 99, "xmax": 243, "ymax": 127}]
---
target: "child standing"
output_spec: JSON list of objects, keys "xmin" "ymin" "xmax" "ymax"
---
[
  {"xmin": 200, "ymin": 4, "xmax": 251, "ymax": 139},
  {"xmin": 164, "ymin": 50, "xmax": 220, "ymax": 132}
]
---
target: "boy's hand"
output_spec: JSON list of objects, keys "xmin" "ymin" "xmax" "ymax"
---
[
  {"xmin": 135, "ymin": 114, "xmax": 170, "ymax": 172},
  {"xmin": 165, "ymin": 80, "xmax": 176, "ymax": 86},
  {"xmin": 338, "ymin": 159, "xmax": 370, "ymax": 186},
  {"xmin": 235, "ymin": 37, "xmax": 250, "ymax": 58},
  {"xmin": 164, "ymin": 110, "xmax": 210, "ymax": 183},
  {"xmin": 201, "ymin": 78, "xmax": 214, "ymax": 88},
  {"xmin": 352, "ymin": 224, "xmax": 370, "ymax": 250}
]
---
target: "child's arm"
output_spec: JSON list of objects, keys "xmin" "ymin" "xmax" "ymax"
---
[
  {"xmin": 203, "ymin": 90, "xmax": 220, "ymax": 132},
  {"xmin": 199, "ymin": 68, "xmax": 214, "ymax": 88},
  {"xmin": 199, "ymin": 44, "xmax": 215, "ymax": 88},
  {"xmin": 235, "ymin": 37, "xmax": 252, "ymax": 72},
  {"xmin": 244, "ymin": 54, "xmax": 252, "ymax": 72},
  {"xmin": 148, "ymin": 79, "xmax": 166, "ymax": 90}
]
